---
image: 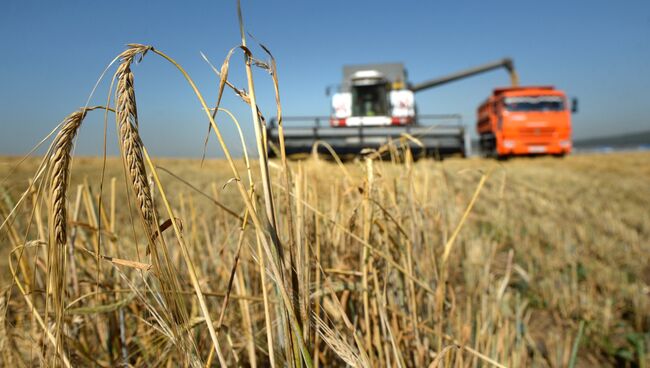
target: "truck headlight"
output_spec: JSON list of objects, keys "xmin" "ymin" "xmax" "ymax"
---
[
  {"xmin": 503, "ymin": 140, "xmax": 515, "ymax": 149},
  {"xmin": 560, "ymin": 140, "xmax": 571, "ymax": 148}
]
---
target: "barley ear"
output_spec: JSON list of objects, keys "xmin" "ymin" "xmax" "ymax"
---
[{"xmin": 115, "ymin": 45, "xmax": 156, "ymax": 230}]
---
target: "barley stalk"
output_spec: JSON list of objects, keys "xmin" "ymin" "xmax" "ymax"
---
[
  {"xmin": 114, "ymin": 45, "xmax": 207, "ymax": 367},
  {"xmin": 47, "ymin": 106, "xmax": 101, "ymax": 366}
]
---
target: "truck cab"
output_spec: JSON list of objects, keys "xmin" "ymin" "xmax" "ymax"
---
[{"xmin": 477, "ymin": 86, "xmax": 574, "ymax": 157}]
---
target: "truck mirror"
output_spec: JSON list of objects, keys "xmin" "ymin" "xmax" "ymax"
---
[
  {"xmin": 325, "ymin": 86, "xmax": 330, "ymax": 97},
  {"xmin": 571, "ymin": 97, "xmax": 578, "ymax": 113}
]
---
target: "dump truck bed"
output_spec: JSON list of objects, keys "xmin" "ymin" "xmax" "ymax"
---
[{"xmin": 267, "ymin": 115, "xmax": 470, "ymax": 158}]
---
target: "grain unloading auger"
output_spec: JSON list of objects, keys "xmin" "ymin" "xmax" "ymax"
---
[{"xmin": 268, "ymin": 58, "xmax": 518, "ymax": 159}]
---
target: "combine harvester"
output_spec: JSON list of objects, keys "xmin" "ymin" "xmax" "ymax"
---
[{"xmin": 268, "ymin": 58, "xmax": 519, "ymax": 159}]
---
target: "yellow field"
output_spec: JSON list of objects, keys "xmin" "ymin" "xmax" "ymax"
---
[{"xmin": 0, "ymin": 151, "xmax": 648, "ymax": 367}]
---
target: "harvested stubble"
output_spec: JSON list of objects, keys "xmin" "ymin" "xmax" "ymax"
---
[
  {"xmin": 1, "ymin": 150, "xmax": 649, "ymax": 366},
  {"xmin": 0, "ymin": 5, "xmax": 649, "ymax": 367}
]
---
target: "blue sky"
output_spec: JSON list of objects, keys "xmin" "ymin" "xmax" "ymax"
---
[{"xmin": 1, "ymin": 0, "xmax": 648, "ymax": 157}]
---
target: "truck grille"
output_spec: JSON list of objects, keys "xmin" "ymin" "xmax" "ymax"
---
[{"xmin": 518, "ymin": 127, "xmax": 555, "ymax": 138}]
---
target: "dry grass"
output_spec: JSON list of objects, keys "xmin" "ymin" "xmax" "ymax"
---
[{"xmin": 0, "ymin": 3, "xmax": 648, "ymax": 366}]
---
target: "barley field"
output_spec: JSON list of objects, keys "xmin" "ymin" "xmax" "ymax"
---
[
  {"xmin": 0, "ymin": 6, "xmax": 648, "ymax": 366},
  {"xmin": 0, "ymin": 151, "xmax": 648, "ymax": 367}
]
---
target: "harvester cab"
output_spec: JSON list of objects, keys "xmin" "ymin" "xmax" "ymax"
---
[
  {"xmin": 331, "ymin": 64, "xmax": 415, "ymax": 127},
  {"xmin": 268, "ymin": 58, "xmax": 518, "ymax": 159}
]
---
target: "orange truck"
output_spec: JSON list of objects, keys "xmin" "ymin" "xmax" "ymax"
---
[{"xmin": 477, "ymin": 86, "xmax": 577, "ymax": 158}]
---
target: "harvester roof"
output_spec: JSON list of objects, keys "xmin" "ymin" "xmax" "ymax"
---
[{"xmin": 341, "ymin": 63, "xmax": 406, "ymax": 91}]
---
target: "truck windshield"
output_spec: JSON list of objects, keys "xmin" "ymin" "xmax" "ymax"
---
[
  {"xmin": 352, "ymin": 84, "xmax": 388, "ymax": 117},
  {"xmin": 504, "ymin": 96, "xmax": 565, "ymax": 112}
]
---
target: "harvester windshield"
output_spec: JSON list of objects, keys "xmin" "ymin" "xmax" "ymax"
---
[{"xmin": 352, "ymin": 84, "xmax": 389, "ymax": 117}]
